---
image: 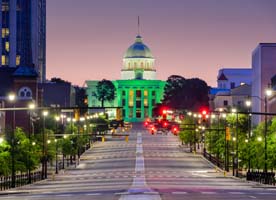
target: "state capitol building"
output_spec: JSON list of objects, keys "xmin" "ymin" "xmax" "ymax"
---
[{"xmin": 86, "ymin": 34, "xmax": 165, "ymax": 122}]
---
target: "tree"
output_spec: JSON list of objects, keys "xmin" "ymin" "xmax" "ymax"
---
[
  {"xmin": 96, "ymin": 79, "xmax": 115, "ymax": 107},
  {"xmin": 162, "ymin": 75, "xmax": 209, "ymax": 111}
]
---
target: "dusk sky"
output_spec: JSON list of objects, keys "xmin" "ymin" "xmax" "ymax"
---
[{"xmin": 47, "ymin": 0, "xmax": 276, "ymax": 87}]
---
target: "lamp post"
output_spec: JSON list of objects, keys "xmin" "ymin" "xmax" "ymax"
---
[
  {"xmin": 8, "ymin": 93, "xmax": 16, "ymax": 188},
  {"xmin": 42, "ymin": 110, "xmax": 48, "ymax": 179},
  {"xmin": 231, "ymin": 108, "xmax": 239, "ymax": 177},
  {"xmin": 245, "ymin": 99, "xmax": 252, "ymax": 172},
  {"xmin": 28, "ymin": 103, "xmax": 35, "ymax": 183},
  {"xmin": 55, "ymin": 116, "xmax": 60, "ymax": 174},
  {"xmin": 264, "ymin": 88, "xmax": 272, "ymax": 173}
]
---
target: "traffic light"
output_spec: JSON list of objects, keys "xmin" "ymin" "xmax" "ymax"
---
[
  {"xmin": 151, "ymin": 127, "xmax": 155, "ymax": 135},
  {"xmin": 162, "ymin": 109, "xmax": 167, "ymax": 120},
  {"xmin": 172, "ymin": 126, "xmax": 179, "ymax": 135},
  {"xmin": 200, "ymin": 107, "xmax": 209, "ymax": 123}
]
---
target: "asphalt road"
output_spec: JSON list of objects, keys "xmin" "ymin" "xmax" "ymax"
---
[{"xmin": 1, "ymin": 124, "xmax": 276, "ymax": 200}]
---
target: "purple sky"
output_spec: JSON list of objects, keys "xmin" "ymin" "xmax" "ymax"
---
[{"xmin": 46, "ymin": 0, "xmax": 276, "ymax": 87}]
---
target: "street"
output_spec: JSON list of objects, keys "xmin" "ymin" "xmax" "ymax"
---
[{"xmin": 1, "ymin": 124, "xmax": 276, "ymax": 200}]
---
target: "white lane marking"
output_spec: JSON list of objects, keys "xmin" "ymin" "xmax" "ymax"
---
[
  {"xmin": 172, "ymin": 192, "xmax": 188, "ymax": 194},
  {"xmin": 258, "ymin": 192, "xmax": 274, "ymax": 195},
  {"xmin": 55, "ymin": 194, "xmax": 72, "ymax": 197},
  {"xmin": 119, "ymin": 132, "xmax": 161, "ymax": 200},
  {"xmin": 144, "ymin": 191, "xmax": 159, "ymax": 194},
  {"xmin": 85, "ymin": 193, "xmax": 102, "ymax": 196},
  {"xmin": 249, "ymin": 196, "xmax": 257, "ymax": 199},
  {"xmin": 201, "ymin": 192, "xmax": 217, "ymax": 194},
  {"xmin": 229, "ymin": 192, "xmax": 245, "ymax": 195}
]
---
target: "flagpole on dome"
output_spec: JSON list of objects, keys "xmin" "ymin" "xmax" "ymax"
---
[{"xmin": 138, "ymin": 16, "xmax": 140, "ymax": 36}]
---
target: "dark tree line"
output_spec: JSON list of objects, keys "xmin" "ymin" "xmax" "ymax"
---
[{"xmin": 154, "ymin": 75, "xmax": 210, "ymax": 115}]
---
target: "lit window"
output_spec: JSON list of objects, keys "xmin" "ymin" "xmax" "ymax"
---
[
  {"xmin": 1, "ymin": 55, "xmax": 8, "ymax": 65},
  {"xmin": 5, "ymin": 42, "xmax": 9, "ymax": 52},
  {"xmin": 144, "ymin": 99, "xmax": 148, "ymax": 107},
  {"xmin": 1, "ymin": 28, "xmax": 9, "ymax": 38},
  {"xmin": 144, "ymin": 90, "xmax": 148, "ymax": 96},
  {"xmin": 129, "ymin": 90, "xmax": 134, "ymax": 107},
  {"xmin": 16, "ymin": 55, "xmax": 20, "ymax": 66},
  {"xmin": 1, "ymin": 2, "xmax": 9, "ymax": 11}
]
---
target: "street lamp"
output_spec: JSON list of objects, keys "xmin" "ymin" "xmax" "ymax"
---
[
  {"xmin": 55, "ymin": 116, "xmax": 60, "ymax": 174},
  {"xmin": 28, "ymin": 102, "xmax": 35, "ymax": 184},
  {"xmin": 245, "ymin": 98, "xmax": 252, "ymax": 172},
  {"xmin": 231, "ymin": 108, "xmax": 239, "ymax": 177},
  {"xmin": 264, "ymin": 87, "xmax": 272, "ymax": 173},
  {"xmin": 8, "ymin": 93, "xmax": 16, "ymax": 188},
  {"xmin": 42, "ymin": 110, "xmax": 48, "ymax": 179}
]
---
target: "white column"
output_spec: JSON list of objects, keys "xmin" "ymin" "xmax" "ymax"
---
[{"xmin": 9, "ymin": 0, "xmax": 17, "ymax": 67}]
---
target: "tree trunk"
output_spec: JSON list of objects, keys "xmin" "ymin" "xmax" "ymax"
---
[{"xmin": 101, "ymin": 99, "xmax": 104, "ymax": 108}]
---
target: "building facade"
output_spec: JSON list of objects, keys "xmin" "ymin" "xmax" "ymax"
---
[
  {"xmin": 217, "ymin": 68, "xmax": 252, "ymax": 89},
  {"xmin": 252, "ymin": 43, "xmax": 276, "ymax": 124},
  {"xmin": 0, "ymin": 0, "xmax": 46, "ymax": 82},
  {"xmin": 86, "ymin": 35, "xmax": 165, "ymax": 122}
]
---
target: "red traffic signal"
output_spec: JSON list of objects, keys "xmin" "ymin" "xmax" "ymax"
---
[{"xmin": 172, "ymin": 126, "xmax": 179, "ymax": 135}]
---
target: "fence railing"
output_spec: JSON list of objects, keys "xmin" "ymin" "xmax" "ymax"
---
[
  {"xmin": 203, "ymin": 150, "xmax": 225, "ymax": 169},
  {"xmin": 246, "ymin": 171, "xmax": 275, "ymax": 185},
  {"xmin": 0, "ymin": 171, "xmax": 42, "ymax": 191}
]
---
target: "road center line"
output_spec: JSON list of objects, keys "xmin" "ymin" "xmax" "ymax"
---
[{"xmin": 119, "ymin": 132, "xmax": 161, "ymax": 200}]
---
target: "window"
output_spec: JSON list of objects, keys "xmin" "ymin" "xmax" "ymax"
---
[
  {"xmin": 2, "ymin": 2, "xmax": 9, "ymax": 11},
  {"xmin": 136, "ymin": 90, "xmax": 141, "ymax": 99},
  {"xmin": 152, "ymin": 91, "xmax": 156, "ymax": 96},
  {"xmin": 18, "ymin": 87, "xmax": 32, "ymax": 99},
  {"xmin": 1, "ymin": 55, "xmax": 8, "ymax": 65},
  {"xmin": 141, "ymin": 62, "xmax": 144, "ymax": 68},
  {"xmin": 122, "ymin": 90, "xmax": 126, "ymax": 96},
  {"xmin": 136, "ymin": 100, "xmax": 141, "ymax": 108},
  {"xmin": 16, "ymin": 55, "xmax": 20, "ymax": 66},
  {"xmin": 223, "ymin": 100, "xmax": 228, "ymax": 106},
  {"xmin": 152, "ymin": 99, "xmax": 156, "ymax": 106},
  {"xmin": 122, "ymin": 99, "xmax": 126, "ymax": 106},
  {"xmin": 144, "ymin": 108, "xmax": 148, "ymax": 118},
  {"xmin": 2, "ymin": 28, "xmax": 9, "ymax": 38},
  {"xmin": 230, "ymin": 82, "xmax": 235, "ymax": 89},
  {"xmin": 144, "ymin": 99, "xmax": 148, "ymax": 107},
  {"xmin": 129, "ymin": 90, "xmax": 134, "ymax": 107},
  {"xmin": 136, "ymin": 109, "xmax": 141, "ymax": 118},
  {"xmin": 144, "ymin": 90, "xmax": 148, "ymax": 97},
  {"xmin": 129, "ymin": 109, "xmax": 133, "ymax": 118},
  {"xmin": 5, "ymin": 42, "xmax": 9, "ymax": 52},
  {"xmin": 123, "ymin": 109, "xmax": 126, "ymax": 118}
]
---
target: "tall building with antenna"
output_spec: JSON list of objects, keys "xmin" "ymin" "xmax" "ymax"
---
[{"xmin": 0, "ymin": 0, "xmax": 46, "ymax": 82}]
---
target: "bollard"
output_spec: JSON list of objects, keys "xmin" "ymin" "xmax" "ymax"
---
[
  {"xmin": 125, "ymin": 135, "xmax": 129, "ymax": 142},
  {"xmin": 102, "ymin": 136, "xmax": 105, "ymax": 142},
  {"xmin": 52, "ymin": 172, "xmax": 55, "ymax": 181}
]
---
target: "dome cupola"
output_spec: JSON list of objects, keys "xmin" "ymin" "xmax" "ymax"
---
[
  {"xmin": 121, "ymin": 35, "xmax": 156, "ymax": 80},
  {"xmin": 124, "ymin": 35, "xmax": 153, "ymax": 59}
]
